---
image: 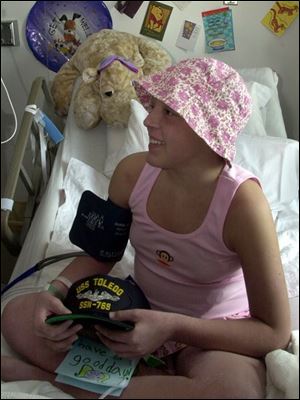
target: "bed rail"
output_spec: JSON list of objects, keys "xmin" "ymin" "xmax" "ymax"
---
[{"xmin": 1, "ymin": 77, "xmax": 64, "ymax": 255}]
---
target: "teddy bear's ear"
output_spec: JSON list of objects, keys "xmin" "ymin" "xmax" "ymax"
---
[
  {"xmin": 82, "ymin": 68, "xmax": 98, "ymax": 83},
  {"xmin": 132, "ymin": 52, "xmax": 145, "ymax": 69}
]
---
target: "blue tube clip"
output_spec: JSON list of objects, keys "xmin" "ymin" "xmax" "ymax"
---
[{"xmin": 35, "ymin": 109, "xmax": 64, "ymax": 144}]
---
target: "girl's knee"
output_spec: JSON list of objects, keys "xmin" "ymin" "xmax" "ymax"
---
[
  {"xmin": 188, "ymin": 371, "xmax": 265, "ymax": 399},
  {"xmin": 176, "ymin": 349, "xmax": 266, "ymax": 399},
  {"xmin": 2, "ymin": 300, "xmax": 18, "ymax": 338},
  {"xmin": 1, "ymin": 294, "xmax": 36, "ymax": 351}
]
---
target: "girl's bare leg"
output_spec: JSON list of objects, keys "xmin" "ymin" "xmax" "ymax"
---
[
  {"xmin": 1, "ymin": 352, "xmax": 265, "ymax": 399},
  {"xmin": 173, "ymin": 346, "xmax": 266, "ymax": 399},
  {"xmin": 1, "ymin": 355, "xmax": 102, "ymax": 399},
  {"xmin": 2, "ymin": 294, "xmax": 67, "ymax": 372}
]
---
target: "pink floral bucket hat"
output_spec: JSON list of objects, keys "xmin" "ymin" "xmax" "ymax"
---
[{"xmin": 133, "ymin": 57, "xmax": 252, "ymax": 162}]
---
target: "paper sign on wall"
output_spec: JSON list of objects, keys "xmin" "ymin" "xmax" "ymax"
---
[
  {"xmin": 261, "ymin": 1, "xmax": 299, "ymax": 37},
  {"xmin": 176, "ymin": 20, "xmax": 200, "ymax": 51},
  {"xmin": 202, "ymin": 7, "xmax": 235, "ymax": 53}
]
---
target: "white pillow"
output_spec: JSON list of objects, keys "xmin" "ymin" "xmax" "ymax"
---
[
  {"xmin": 104, "ymin": 100, "xmax": 149, "ymax": 178},
  {"xmin": 235, "ymin": 134, "xmax": 299, "ymax": 211},
  {"xmin": 105, "ymin": 125, "xmax": 126, "ymax": 159},
  {"xmin": 238, "ymin": 67, "xmax": 288, "ymax": 138},
  {"xmin": 241, "ymin": 81, "xmax": 273, "ymax": 137}
]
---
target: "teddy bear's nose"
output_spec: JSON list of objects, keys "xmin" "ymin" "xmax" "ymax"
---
[{"xmin": 105, "ymin": 91, "xmax": 113, "ymax": 97}]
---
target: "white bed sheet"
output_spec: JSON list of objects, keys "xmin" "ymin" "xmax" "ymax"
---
[{"xmin": 1, "ymin": 68, "xmax": 299, "ymax": 398}]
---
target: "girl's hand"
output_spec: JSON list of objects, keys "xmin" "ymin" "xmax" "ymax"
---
[
  {"xmin": 95, "ymin": 309, "xmax": 176, "ymax": 358},
  {"xmin": 33, "ymin": 291, "xmax": 82, "ymax": 352}
]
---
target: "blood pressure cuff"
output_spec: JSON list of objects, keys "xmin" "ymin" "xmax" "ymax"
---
[{"xmin": 69, "ymin": 190, "xmax": 132, "ymax": 262}]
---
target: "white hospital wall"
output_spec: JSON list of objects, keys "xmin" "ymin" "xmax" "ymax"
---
[{"xmin": 1, "ymin": 1, "xmax": 299, "ymax": 143}]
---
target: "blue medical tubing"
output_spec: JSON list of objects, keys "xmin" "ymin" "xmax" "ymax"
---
[{"xmin": 1, "ymin": 251, "xmax": 87, "ymax": 296}]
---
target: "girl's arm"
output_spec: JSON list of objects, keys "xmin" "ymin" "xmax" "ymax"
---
[
  {"xmin": 170, "ymin": 178, "xmax": 291, "ymax": 357},
  {"xmin": 50, "ymin": 256, "xmax": 115, "ymax": 298},
  {"xmin": 51, "ymin": 152, "xmax": 147, "ymax": 297}
]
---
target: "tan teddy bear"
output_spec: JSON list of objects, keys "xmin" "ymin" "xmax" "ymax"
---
[{"xmin": 51, "ymin": 29, "xmax": 172, "ymax": 130}]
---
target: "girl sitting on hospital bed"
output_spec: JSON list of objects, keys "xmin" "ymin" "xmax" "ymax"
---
[{"xmin": 2, "ymin": 58, "xmax": 291, "ymax": 399}]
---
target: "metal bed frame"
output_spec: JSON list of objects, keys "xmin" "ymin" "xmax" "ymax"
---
[{"xmin": 1, "ymin": 77, "xmax": 65, "ymax": 256}]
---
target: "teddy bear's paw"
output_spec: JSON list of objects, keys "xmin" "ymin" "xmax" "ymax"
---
[
  {"xmin": 51, "ymin": 89, "xmax": 71, "ymax": 116},
  {"xmin": 74, "ymin": 108, "xmax": 101, "ymax": 130},
  {"xmin": 51, "ymin": 81, "xmax": 74, "ymax": 117},
  {"xmin": 54, "ymin": 103, "xmax": 70, "ymax": 117}
]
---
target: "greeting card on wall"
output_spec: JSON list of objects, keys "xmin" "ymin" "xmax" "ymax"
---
[
  {"xmin": 176, "ymin": 20, "xmax": 201, "ymax": 51},
  {"xmin": 171, "ymin": 1, "xmax": 192, "ymax": 10},
  {"xmin": 261, "ymin": 1, "xmax": 299, "ymax": 37},
  {"xmin": 115, "ymin": 1, "xmax": 144, "ymax": 18},
  {"xmin": 202, "ymin": 7, "xmax": 235, "ymax": 53},
  {"xmin": 140, "ymin": 1, "xmax": 173, "ymax": 41}
]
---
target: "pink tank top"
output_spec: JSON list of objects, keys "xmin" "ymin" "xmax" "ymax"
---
[{"xmin": 129, "ymin": 162, "xmax": 259, "ymax": 320}]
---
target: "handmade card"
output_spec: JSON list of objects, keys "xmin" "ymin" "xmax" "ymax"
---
[{"xmin": 55, "ymin": 337, "xmax": 139, "ymax": 396}]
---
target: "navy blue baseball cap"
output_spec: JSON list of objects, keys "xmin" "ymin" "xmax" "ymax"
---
[{"xmin": 46, "ymin": 274, "xmax": 150, "ymax": 331}]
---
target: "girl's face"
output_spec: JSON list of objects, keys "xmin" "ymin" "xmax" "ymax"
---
[{"xmin": 143, "ymin": 98, "xmax": 206, "ymax": 169}]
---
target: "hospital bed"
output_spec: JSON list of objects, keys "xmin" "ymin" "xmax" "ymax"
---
[{"xmin": 1, "ymin": 67, "xmax": 299, "ymax": 399}]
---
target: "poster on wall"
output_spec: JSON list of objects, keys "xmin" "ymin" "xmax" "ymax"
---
[
  {"xmin": 261, "ymin": 1, "xmax": 299, "ymax": 37},
  {"xmin": 176, "ymin": 20, "xmax": 201, "ymax": 51},
  {"xmin": 202, "ymin": 7, "xmax": 235, "ymax": 53},
  {"xmin": 140, "ymin": 1, "xmax": 173, "ymax": 41}
]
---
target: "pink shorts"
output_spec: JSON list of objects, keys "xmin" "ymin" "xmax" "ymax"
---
[{"xmin": 223, "ymin": 310, "xmax": 251, "ymax": 320}]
